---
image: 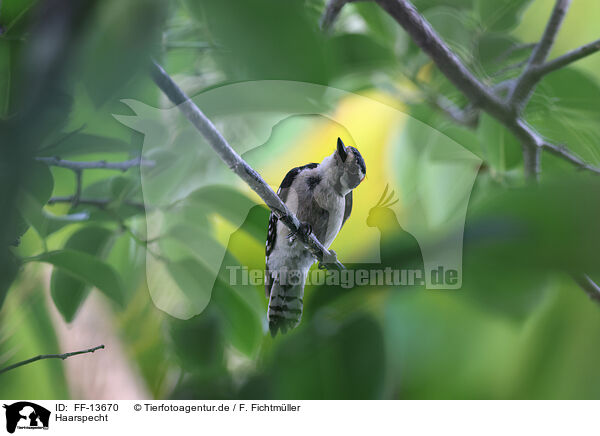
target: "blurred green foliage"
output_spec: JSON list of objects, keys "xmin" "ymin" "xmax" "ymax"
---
[{"xmin": 0, "ymin": 0, "xmax": 599, "ymax": 400}]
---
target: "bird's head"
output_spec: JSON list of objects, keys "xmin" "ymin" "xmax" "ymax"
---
[{"xmin": 333, "ymin": 137, "xmax": 366, "ymax": 191}]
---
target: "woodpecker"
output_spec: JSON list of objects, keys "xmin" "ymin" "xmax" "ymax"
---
[{"xmin": 265, "ymin": 137, "xmax": 366, "ymax": 336}]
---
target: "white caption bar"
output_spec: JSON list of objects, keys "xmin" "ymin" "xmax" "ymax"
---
[{"xmin": 1, "ymin": 400, "xmax": 597, "ymax": 435}]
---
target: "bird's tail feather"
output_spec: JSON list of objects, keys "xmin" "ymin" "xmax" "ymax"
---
[{"xmin": 268, "ymin": 279, "xmax": 305, "ymax": 337}]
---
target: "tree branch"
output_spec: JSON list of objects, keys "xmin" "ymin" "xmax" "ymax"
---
[
  {"xmin": 0, "ymin": 344, "xmax": 105, "ymax": 375},
  {"xmin": 542, "ymin": 142, "xmax": 600, "ymax": 175},
  {"xmin": 522, "ymin": 144, "xmax": 542, "ymax": 181},
  {"xmin": 47, "ymin": 196, "xmax": 146, "ymax": 210},
  {"xmin": 73, "ymin": 169, "xmax": 82, "ymax": 207},
  {"xmin": 324, "ymin": 0, "xmax": 600, "ymax": 302},
  {"xmin": 536, "ymin": 38, "xmax": 600, "ymax": 78},
  {"xmin": 320, "ymin": 0, "xmax": 367, "ymax": 32},
  {"xmin": 509, "ymin": 0, "xmax": 571, "ymax": 109},
  {"xmin": 528, "ymin": 0, "xmax": 571, "ymax": 66},
  {"xmin": 373, "ymin": 0, "xmax": 508, "ymax": 119},
  {"xmin": 362, "ymin": 0, "xmax": 600, "ymax": 179},
  {"xmin": 36, "ymin": 156, "xmax": 155, "ymax": 172},
  {"xmin": 149, "ymin": 60, "xmax": 344, "ymax": 270},
  {"xmin": 572, "ymin": 274, "xmax": 600, "ymax": 302}
]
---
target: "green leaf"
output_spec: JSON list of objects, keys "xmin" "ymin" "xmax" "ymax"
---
[
  {"xmin": 353, "ymin": 2, "xmax": 399, "ymax": 45},
  {"xmin": 32, "ymin": 249, "xmax": 124, "ymax": 307},
  {"xmin": 423, "ymin": 6, "xmax": 475, "ymax": 57},
  {"xmin": 329, "ymin": 34, "xmax": 397, "ymax": 78},
  {"xmin": 70, "ymin": 175, "xmax": 144, "ymax": 222},
  {"xmin": 167, "ymin": 307, "xmax": 225, "ymax": 372},
  {"xmin": 247, "ymin": 314, "xmax": 385, "ymax": 399},
  {"xmin": 526, "ymin": 68, "xmax": 600, "ymax": 172},
  {"xmin": 212, "ymin": 252, "xmax": 263, "ymax": 356},
  {"xmin": 166, "ymin": 258, "xmax": 215, "ymax": 312},
  {"xmin": 475, "ymin": 0, "xmax": 533, "ymax": 32},
  {"xmin": 17, "ymin": 159, "xmax": 92, "ymax": 239},
  {"xmin": 24, "ymin": 160, "xmax": 54, "ymax": 206},
  {"xmin": 476, "ymin": 34, "xmax": 530, "ymax": 79},
  {"xmin": 0, "ymin": 0, "xmax": 37, "ymax": 34},
  {"xmin": 0, "ymin": 250, "xmax": 20, "ymax": 309},
  {"xmin": 477, "ymin": 113, "xmax": 522, "ymax": 173},
  {"xmin": 81, "ymin": 0, "xmax": 165, "ymax": 106},
  {"xmin": 412, "ymin": 0, "xmax": 473, "ymax": 12},
  {"xmin": 50, "ymin": 226, "xmax": 115, "ymax": 322},
  {"xmin": 183, "ymin": 185, "xmax": 258, "ymax": 228},
  {"xmin": 466, "ymin": 175, "xmax": 600, "ymax": 275},
  {"xmin": 20, "ymin": 191, "xmax": 89, "ymax": 238},
  {"xmin": 192, "ymin": 0, "xmax": 331, "ymax": 84},
  {"xmin": 0, "ymin": 40, "xmax": 11, "ymax": 118},
  {"xmin": 38, "ymin": 132, "xmax": 136, "ymax": 157}
]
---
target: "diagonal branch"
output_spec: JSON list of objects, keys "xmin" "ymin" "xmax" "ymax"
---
[
  {"xmin": 0, "ymin": 344, "xmax": 105, "ymax": 375},
  {"xmin": 527, "ymin": 0, "xmax": 571, "ymax": 67},
  {"xmin": 149, "ymin": 60, "xmax": 344, "ymax": 270},
  {"xmin": 536, "ymin": 38, "xmax": 600, "ymax": 78},
  {"xmin": 509, "ymin": 0, "xmax": 571, "ymax": 109},
  {"xmin": 542, "ymin": 142, "xmax": 600, "ymax": 175},
  {"xmin": 572, "ymin": 274, "xmax": 600, "ymax": 302},
  {"xmin": 36, "ymin": 156, "xmax": 155, "ymax": 172},
  {"xmin": 372, "ymin": 0, "xmax": 508, "ymax": 119},
  {"xmin": 47, "ymin": 196, "xmax": 147, "ymax": 210}
]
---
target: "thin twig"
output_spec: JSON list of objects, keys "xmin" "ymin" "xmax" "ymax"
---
[
  {"xmin": 509, "ymin": 0, "xmax": 571, "ymax": 109},
  {"xmin": 149, "ymin": 60, "xmax": 345, "ymax": 270},
  {"xmin": 110, "ymin": 211, "xmax": 168, "ymax": 262},
  {"xmin": 320, "ymin": 0, "xmax": 366, "ymax": 32},
  {"xmin": 572, "ymin": 274, "xmax": 600, "ymax": 302},
  {"xmin": 493, "ymin": 42, "xmax": 536, "ymax": 64},
  {"xmin": 47, "ymin": 196, "xmax": 147, "ymax": 211},
  {"xmin": 164, "ymin": 41, "xmax": 217, "ymax": 50},
  {"xmin": 373, "ymin": 0, "xmax": 508, "ymax": 119},
  {"xmin": 522, "ymin": 144, "xmax": 542, "ymax": 181},
  {"xmin": 0, "ymin": 345, "xmax": 105, "ymax": 375},
  {"xmin": 73, "ymin": 169, "xmax": 82, "ymax": 207},
  {"xmin": 536, "ymin": 38, "xmax": 600, "ymax": 77},
  {"xmin": 491, "ymin": 58, "xmax": 528, "ymax": 78},
  {"xmin": 542, "ymin": 142, "xmax": 600, "ymax": 174},
  {"xmin": 36, "ymin": 156, "xmax": 155, "ymax": 172},
  {"xmin": 528, "ymin": 0, "xmax": 571, "ymax": 66}
]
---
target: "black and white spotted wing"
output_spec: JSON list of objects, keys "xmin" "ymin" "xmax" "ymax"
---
[{"xmin": 265, "ymin": 162, "xmax": 319, "ymax": 297}]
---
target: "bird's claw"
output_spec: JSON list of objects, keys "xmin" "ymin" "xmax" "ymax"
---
[
  {"xmin": 287, "ymin": 221, "xmax": 313, "ymax": 242},
  {"xmin": 298, "ymin": 222, "xmax": 312, "ymax": 238}
]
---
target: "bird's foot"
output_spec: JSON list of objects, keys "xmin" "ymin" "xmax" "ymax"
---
[
  {"xmin": 287, "ymin": 221, "xmax": 312, "ymax": 242},
  {"xmin": 298, "ymin": 222, "xmax": 312, "ymax": 238}
]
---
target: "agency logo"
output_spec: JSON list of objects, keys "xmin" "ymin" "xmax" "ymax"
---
[{"xmin": 2, "ymin": 402, "xmax": 50, "ymax": 434}]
